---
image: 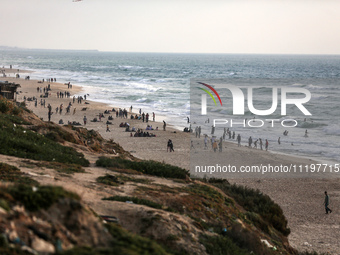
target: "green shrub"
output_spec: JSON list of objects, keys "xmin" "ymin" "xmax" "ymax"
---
[
  {"xmin": 0, "ymin": 115, "xmax": 89, "ymax": 166},
  {"xmin": 0, "ymin": 199, "xmax": 10, "ymax": 211},
  {"xmin": 213, "ymin": 183, "xmax": 290, "ymax": 236},
  {"xmin": 6, "ymin": 185, "xmax": 80, "ymax": 211},
  {"xmin": 0, "ymin": 97, "xmax": 10, "ymax": 113},
  {"xmin": 199, "ymin": 234, "xmax": 250, "ymax": 255},
  {"xmin": 117, "ymin": 174, "xmax": 152, "ymax": 184},
  {"xmin": 185, "ymin": 184, "xmax": 224, "ymax": 203},
  {"xmin": 96, "ymin": 174, "xmax": 122, "ymax": 186},
  {"xmin": 106, "ymin": 223, "xmax": 170, "ymax": 255},
  {"xmin": 96, "ymin": 156, "xmax": 188, "ymax": 179},
  {"xmin": 42, "ymin": 125, "xmax": 77, "ymax": 144},
  {"xmin": 0, "ymin": 162, "xmax": 39, "ymax": 186},
  {"xmin": 102, "ymin": 195, "xmax": 163, "ymax": 210},
  {"xmin": 11, "ymin": 106, "xmax": 21, "ymax": 115},
  {"xmin": 225, "ymin": 223, "xmax": 270, "ymax": 255},
  {"xmin": 97, "ymin": 174, "xmax": 151, "ymax": 186}
]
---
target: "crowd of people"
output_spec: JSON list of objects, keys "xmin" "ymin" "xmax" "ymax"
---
[
  {"xmin": 21, "ymin": 77, "xmax": 179, "ymax": 153},
  {"xmin": 195, "ymin": 126, "xmax": 274, "ymax": 153}
]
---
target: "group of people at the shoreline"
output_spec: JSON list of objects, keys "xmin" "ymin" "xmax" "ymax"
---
[
  {"xmin": 23, "ymin": 79, "xmax": 177, "ymax": 151},
  {"xmin": 192, "ymin": 126, "xmax": 271, "ymax": 153},
  {"xmin": 191, "ymin": 124, "xmax": 310, "ymax": 153}
]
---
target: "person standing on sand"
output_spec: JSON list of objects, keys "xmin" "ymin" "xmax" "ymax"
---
[
  {"xmin": 218, "ymin": 137, "xmax": 223, "ymax": 152},
  {"xmin": 48, "ymin": 109, "xmax": 53, "ymax": 122},
  {"xmin": 259, "ymin": 138, "xmax": 263, "ymax": 150},
  {"xmin": 204, "ymin": 135, "xmax": 208, "ymax": 149},
  {"xmin": 213, "ymin": 140, "xmax": 218, "ymax": 152},
  {"xmin": 163, "ymin": 120, "xmax": 166, "ymax": 131},
  {"xmin": 237, "ymin": 134, "xmax": 241, "ymax": 147},
  {"xmin": 324, "ymin": 191, "xmax": 332, "ymax": 214},
  {"xmin": 83, "ymin": 115, "xmax": 87, "ymax": 126},
  {"xmin": 153, "ymin": 112, "xmax": 155, "ymax": 122},
  {"xmin": 265, "ymin": 139, "xmax": 269, "ymax": 151},
  {"xmin": 248, "ymin": 136, "xmax": 252, "ymax": 147},
  {"xmin": 278, "ymin": 137, "xmax": 281, "ymax": 145}
]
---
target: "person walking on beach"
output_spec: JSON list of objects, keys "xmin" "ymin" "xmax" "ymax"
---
[
  {"xmin": 167, "ymin": 139, "xmax": 174, "ymax": 152},
  {"xmin": 204, "ymin": 135, "xmax": 208, "ymax": 150},
  {"xmin": 248, "ymin": 136, "xmax": 252, "ymax": 148},
  {"xmin": 163, "ymin": 120, "xmax": 166, "ymax": 131},
  {"xmin": 152, "ymin": 112, "xmax": 155, "ymax": 122},
  {"xmin": 83, "ymin": 115, "xmax": 87, "ymax": 126},
  {"xmin": 265, "ymin": 139, "xmax": 269, "ymax": 151},
  {"xmin": 324, "ymin": 191, "xmax": 332, "ymax": 214},
  {"xmin": 167, "ymin": 139, "xmax": 171, "ymax": 152}
]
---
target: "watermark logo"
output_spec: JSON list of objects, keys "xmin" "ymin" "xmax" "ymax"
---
[
  {"xmin": 199, "ymin": 83, "xmax": 312, "ymax": 116},
  {"xmin": 198, "ymin": 82, "xmax": 222, "ymax": 114}
]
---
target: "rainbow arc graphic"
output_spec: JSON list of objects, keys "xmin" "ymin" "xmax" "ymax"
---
[
  {"xmin": 197, "ymin": 82, "xmax": 223, "ymax": 106},
  {"xmin": 197, "ymin": 82, "xmax": 222, "ymax": 115}
]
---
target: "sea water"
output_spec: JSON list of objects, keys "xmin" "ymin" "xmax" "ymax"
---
[{"xmin": 0, "ymin": 50, "xmax": 339, "ymax": 163}]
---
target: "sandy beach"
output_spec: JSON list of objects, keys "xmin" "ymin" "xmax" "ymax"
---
[
  {"xmin": 1, "ymin": 68, "xmax": 339, "ymax": 254},
  {"xmin": 1, "ymin": 69, "xmax": 191, "ymax": 170}
]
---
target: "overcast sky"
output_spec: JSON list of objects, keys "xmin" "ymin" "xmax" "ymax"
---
[{"xmin": 1, "ymin": 0, "xmax": 340, "ymax": 54}]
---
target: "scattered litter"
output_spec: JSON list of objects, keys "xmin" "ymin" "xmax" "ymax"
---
[
  {"xmin": 261, "ymin": 239, "xmax": 274, "ymax": 248},
  {"xmin": 28, "ymin": 172, "xmax": 53, "ymax": 178},
  {"xmin": 100, "ymin": 215, "xmax": 119, "ymax": 223}
]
